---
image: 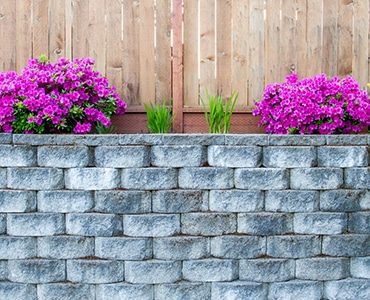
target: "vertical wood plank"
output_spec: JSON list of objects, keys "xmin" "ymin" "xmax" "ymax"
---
[
  {"xmin": 155, "ymin": 0, "xmax": 172, "ymax": 103},
  {"xmin": 353, "ymin": 0, "xmax": 369, "ymax": 86},
  {"xmin": 199, "ymin": 0, "xmax": 216, "ymax": 100},
  {"xmin": 139, "ymin": 0, "xmax": 155, "ymax": 104},
  {"xmin": 337, "ymin": 0, "xmax": 353, "ymax": 76},
  {"xmin": 280, "ymin": 0, "xmax": 296, "ymax": 80},
  {"xmin": 172, "ymin": 0, "xmax": 184, "ymax": 132},
  {"xmin": 184, "ymin": 0, "xmax": 199, "ymax": 107},
  {"xmin": 49, "ymin": 0, "xmax": 66, "ymax": 61},
  {"xmin": 265, "ymin": 0, "xmax": 281, "ymax": 85},
  {"xmin": 88, "ymin": 0, "xmax": 106, "ymax": 74},
  {"xmin": 248, "ymin": 0, "xmax": 265, "ymax": 104},
  {"xmin": 217, "ymin": 0, "xmax": 232, "ymax": 97},
  {"xmin": 72, "ymin": 0, "xmax": 89, "ymax": 58},
  {"xmin": 65, "ymin": 0, "xmax": 73, "ymax": 60},
  {"xmin": 296, "ymin": 0, "xmax": 307, "ymax": 78},
  {"xmin": 322, "ymin": 0, "xmax": 338, "ymax": 77},
  {"xmin": 306, "ymin": 0, "xmax": 323, "ymax": 76},
  {"xmin": 122, "ymin": 0, "xmax": 140, "ymax": 105},
  {"xmin": 106, "ymin": 0, "xmax": 124, "ymax": 97},
  {"xmin": 16, "ymin": 0, "xmax": 32, "ymax": 71},
  {"xmin": 232, "ymin": 0, "xmax": 249, "ymax": 104},
  {"xmin": 0, "ymin": 0, "xmax": 16, "ymax": 71}
]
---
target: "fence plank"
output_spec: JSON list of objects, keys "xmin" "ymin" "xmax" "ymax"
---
[
  {"xmin": 337, "ymin": 0, "xmax": 353, "ymax": 76},
  {"xmin": 49, "ymin": 0, "xmax": 66, "ymax": 61},
  {"xmin": 106, "ymin": 0, "xmax": 124, "ymax": 97},
  {"xmin": 16, "ymin": 0, "xmax": 32, "ymax": 72},
  {"xmin": 265, "ymin": 0, "xmax": 281, "ymax": 85},
  {"xmin": 322, "ymin": 0, "xmax": 338, "ymax": 77},
  {"xmin": 88, "ymin": 0, "xmax": 106, "ymax": 74},
  {"xmin": 217, "ymin": 0, "xmax": 232, "ymax": 98},
  {"xmin": 122, "ymin": 0, "xmax": 140, "ymax": 105},
  {"xmin": 280, "ymin": 0, "xmax": 296, "ymax": 80},
  {"xmin": 139, "ymin": 0, "xmax": 155, "ymax": 104},
  {"xmin": 248, "ymin": 0, "xmax": 265, "ymax": 104},
  {"xmin": 155, "ymin": 0, "xmax": 172, "ymax": 103},
  {"xmin": 353, "ymin": 0, "xmax": 369, "ymax": 87},
  {"xmin": 72, "ymin": 0, "xmax": 89, "ymax": 58},
  {"xmin": 296, "ymin": 0, "xmax": 307, "ymax": 78},
  {"xmin": 184, "ymin": 0, "xmax": 199, "ymax": 107},
  {"xmin": 0, "ymin": 0, "xmax": 16, "ymax": 71},
  {"xmin": 232, "ymin": 0, "xmax": 249, "ymax": 105},
  {"xmin": 200, "ymin": 0, "xmax": 216, "ymax": 100},
  {"xmin": 307, "ymin": 0, "xmax": 323, "ymax": 77}
]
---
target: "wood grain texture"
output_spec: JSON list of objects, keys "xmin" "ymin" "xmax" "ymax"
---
[
  {"xmin": 0, "ymin": 0, "xmax": 16, "ymax": 71},
  {"xmin": 49, "ymin": 0, "xmax": 66, "ymax": 61},
  {"xmin": 16, "ymin": 0, "xmax": 32, "ymax": 72}
]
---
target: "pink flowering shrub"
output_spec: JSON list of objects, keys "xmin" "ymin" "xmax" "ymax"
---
[
  {"xmin": 0, "ymin": 57, "xmax": 126, "ymax": 134},
  {"xmin": 253, "ymin": 73, "xmax": 370, "ymax": 134}
]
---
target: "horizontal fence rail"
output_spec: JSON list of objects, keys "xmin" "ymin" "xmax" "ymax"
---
[{"xmin": 0, "ymin": 0, "xmax": 369, "ymax": 132}]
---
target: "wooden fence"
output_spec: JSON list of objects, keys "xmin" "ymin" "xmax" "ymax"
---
[{"xmin": 0, "ymin": 0, "xmax": 369, "ymax": 133}]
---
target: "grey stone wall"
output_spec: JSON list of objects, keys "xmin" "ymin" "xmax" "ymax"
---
[{"xmin": 0, "ymin": 133, "xmax": 369, "ymax": 300}]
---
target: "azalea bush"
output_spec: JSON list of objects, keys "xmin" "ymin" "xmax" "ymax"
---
[
  {"xmin": 253, "ymin": 73, "xmax": 370, "ymax": 134},
  {"xmin": 0, "ymin": 56, "xmax": 126, "ymax": 134}
]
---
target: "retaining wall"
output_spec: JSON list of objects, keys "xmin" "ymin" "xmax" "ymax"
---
[{"xmin": 0, "ymin": 134, "xmax": 369, "ymax": 300}]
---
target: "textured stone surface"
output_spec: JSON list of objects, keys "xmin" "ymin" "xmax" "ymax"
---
[
  {"xmin": 290, "ymin": 168, "xmax": 343, "ymax": 190},
  {"xmin": 322, "ymin": 235, "xmax": 370, "ymax": 256},
  {"xmin": 351, "ymin": 257, "xmax": 370, "ymax": 279},
  {"xmin": 155, "ymin": 283, "xmax": 210, "ymax": 300},
  {"xmin": 0, "ymin": 214, "xmax": 5, "ymax": 234},
  {"xmin": 318, "ymin": 146, "xmax": 368, "ymax": 167},
  {"xmin": 296, "ymin": 258, "xmax": 349, "ymax": 280},
  {"xmin": 7, "ymin": 213, "xmax": 65, "ymax": 236},
  {"xmin": 320, "ymin": 190, "xmax": 369, "ymax": 212},
  {"xmin": 263, "ymin": 146, "xmax": 317, "ymax": 168},
  {"xmin": 326, "ymin": 135, "xmax": 368, "ymax": 145},
  {"xmin": 125, "ymin": 260, "xmax": 181, "ymax": 284},
  {"xmin": 239, "ymin": 259, "xmax": 294, "ymax": 282},
  {"xmin": 66, "ymin": 213, "xmax": 122, "ymax": 237},
  {"xmin": 267, "ymin": 235, "xmax": 321, "ymax": 258},
  {"xmin": 324, "ymin": 279, "xmax": 370, "ymax": 300},
  {"xmin": 0, "ymin": 283, "xmax": 36, "ymax": 300},
  {"xmin": 179, "ymin": 167, "xmax": 234, "ymax": 189},
  {"xmin": 65, "ymin": 168, "xmax": 119, "ymax": 190},
  {"xmin": 0, "ymin": 261, "xmax": 7, "ymax": 280},
  {"xmin": 0, "ymin": 145, "xmax": 36, "ymax": 167},
  {"xmin": 121, "ymin": 168, "xmax": 177, "ymax": 190},
  {"xmin": 0, "ymin": 190, "xmax": 36, "ymax": 212},
  {"xmin": 124, "ymin": 214, "xmax": 180, "ymax": 237},
  {"xmin": 96, "ymin": 237, "xmax": 152, "ymax": 260},
  {"xmin": 38, "ymin": 236, "xmax": 94, "ymax": 259},
  {"xmin": 183, "ymin": 259, "xmax": 238, "ymax": 282},
  {"xmin": 95, "ymin": 191, "xmax": 151, "ymax": 214},
  {"xmin": 294, "ymin": 213, "xmax": 347, "ymax": 234},
  {"xmin": 268, "ymin": 135, "xmax": 326, "ymax": 146},
  {"xmin": 225, "ymin": 134, "xmax": 269, "ymax": 145},
  {"xmin": 269, "ymin": 280, "xmax": 323, "ymax": 300},
  {"xmin": 211, "ymin": 235, "xmax": 265, "ymax": 259},
  {"xmin": 0, "ymin": 169, "xmax": 6, "ymax": 188},
  {"xmin": 7, "ymin": 168, "xmax": 64, "ymax": 190},
  {"xmin": 345, "ymin": 168, "xmax": 370, "ymax": 189},
  {"xmin": 8, "ymin": 259, "xmax": 65, "ymax": 283},
  {"xmin": 265, "ymin": 190, "xmax": 319, "ymax": 212},
  {"xmin": 38, "ymin": 146, "xmax": 91, "ymax": 168},
  {"xmin": 95, "ymin": 146, "xmax": 150, "ymax": 167},
  {"xmin": 38, "ymin": 190, "xmax": 94, "ymax": 213},
  {"xmin": 235, "ymin": 168, "xmax": 289, "ymax": 190},
  {"xmin": 238, "ymin": 213, "xmax": 293, "ymax": 235},
  {"xmin": 0, "ymin": 237, "xmax": 36, "ymax": 259},
  {"xmin": 154, "ymin": 236, "xmax": 209, "ymax": 260},
  {"xmin": 209, "ymin": 190, "xmax": 263, "ymax": 212},
  {"xmin": 208, "ymin": 146, "xmax": 262, "ymax": 167},
  {"xmin": 37, "ymin": 284, "xmax": 95, "ymax": 300},
  {"xmin": 67, "ymin": 260, "xmax": 124, "ymax": 284},
  {"xmin": 151, "ymin": 145, "xmax": 206, "ymax": 167},
  {"xmin": 212, "ymin": 281, "xmax": 267, "ymax": 300},
  {"xmin": 181, "ymin": 213, "xmax": 236, "ymax": 236},
  {"xmin": 97, "ymin": 283, "xmax": 153, "ymax": 300},
  {"xmin": 152, "ymin": 190, "xmax": 208, "ymax": 213},
  {"xmin": 349, "ymin": 212, "xmax": 370, "ymax": 233}
]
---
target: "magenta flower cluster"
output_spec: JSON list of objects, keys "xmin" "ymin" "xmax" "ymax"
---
[
  {"xmin": 0, "ymin": 57, "xmax": 126, "ymax": 134},
  {"xmin": 253, "ymin": 73, "xmax": 370, "ymax": 134}
]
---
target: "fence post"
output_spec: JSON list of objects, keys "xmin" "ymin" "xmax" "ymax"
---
[{"xmin": 172, "ymin": 0, "xmax": 184, "ymax": 133}]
